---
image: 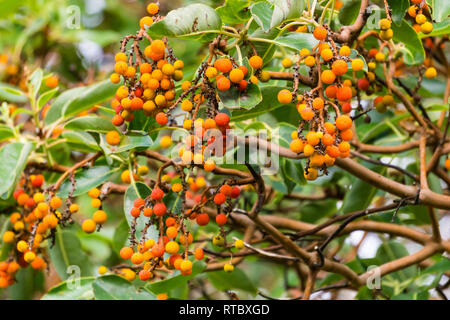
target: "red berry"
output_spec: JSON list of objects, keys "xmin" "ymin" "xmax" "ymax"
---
[
  {"xmin": 215, "ymin": 213, "xmax": 227, "ymax": 226},
  {"xmin": 155, "ymin": 112, "xmax": 168, "ymax": 126},
  {"xmin": 32, "ymin": 175, "xmax": 44, "ymax": 187},
  {"xmin": 214, "ymin": 193, "xmax": 226, "ymax": 205},
  {"xmin": 196, "ymin": 213, "xmax": 210, "ymax": 226},
  {"xmin": 230, "ymin": 186, "xmax": 241, "ymax": 198},
  {"xmin": 357, "ymin": 78, "xmax": 370, "ymax": 91},
  {"xmin": 153, "ymin": 202, "xmax": 166, "ymax": 216},
  {"xmin": 151, "ymin": 187, "xmax": 164, "ymax": 201},
  {"xmin": 215, "ymin": 113, "xmax": 229, "ymax": 127},
  {"xmin": 130, "ymin": 207, "xmax": 141, "ymax": 218},
  {"xmin": 134, "ymin": 198, "xmax": 145, "ymax": 208},
  {"xmin": 219, "ymin": 185, "xmax": 232, "ymax": 197},
  {"xmin": 139, "ymin": 269, "xmax": 151, "ymax": 281}
]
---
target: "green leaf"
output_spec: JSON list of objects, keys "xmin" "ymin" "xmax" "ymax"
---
[
  {"xmin": 28, "ymin": 68, "xmax": 43, "ymax": 99},
  {"xmin": 341, "ymin": 164, "xmax": 385, "ymax": 213},
  {"xmin": 57, "ymin": 165, "xmax": 121, "ymax": 198},
  {"xmin": 37, "ymin": 87, "xmax": 59, "ymax": 110},
  {"xmin": 270, "ymin": 0, "xmax": 304, "ymax": 29},
  {"xmin": 273, "ymin": 32, "xmax": 319, "ymax": 51},
  {"xmin": 49, "ymin": 230, "xmax": 94, "ymax": 280},
  {"xmin": 0, "ymin": 124, "xmax": 15, "ymax": 142},
  {"xmin": 338, "ymin": 0, "xmax": 360, "ymax": 25},
  {"xmin": 387, "ymin": 0, "xmax": 409, "ymax": 25},
  {"xmin": 61, "ymin": 131, "xmax": 102, "ymax": 153},
  {"xmin": 207, "ymin": 267, "xmax": 257, "ymax": 295},
  {"xmin": 231, "ymin": 86, "xmax": 289, "ymax": 121},
  {"xmin": 42, "ymin": 277, "xmax": 96, "ymax": 300},
  {"xmin": 300, "ymin": 199, "xmax": 337, "ymax": 223},
  {"xmin": 248, "ymin": 28, "xmax": 280, "ymax": 63},
  {"xmin": 280, "ymin": 160, "xmax": 296, "ymax": 193},
  {"xmin": 282, "ymin": 158, "xmax": 306, "ymax": 188},
  {"xmin": 216, "ymin": 0, "xmax": 251, "ymax": 24},
  {"xmin": 109, "ymin": 134, "xmax": 153, "ymax": 154},
  {"xmin": 93, "ymin": 275, "xmax": 156, "ymax": 300},
  {"xmin": 0, "ymin": 142, "xmax": 34, "ymax": 199},
  {"xmin": 432, "ymin": 0, "xmax": 450, "ymax": 22},
  {"xmin": 375, "ymin": 240, "xmax": 417, "ymax": 281},
  {"xmin": 146, "ymin": 261, "xmax": 206, "ymax": 294},
  {"xmin": 147, "ymin": 4, "xmax": 222, "ymax": 41},
  {"xmin": 251, "ymin": 1, "xmax": 273, "ymax": 32},
  {"xmin": 44, "ymin": 80, "xmax": 119, "ymax": 125},
  {"xmin": 124, "ymin": 182, "xmax": 158, "ymax": 240},
  {"xmin": 422, "ymin": 257, "xmax": 450, "ymax": 274},
  {"xmin": 0, "ymin": 82, "xmax": 28, "ymax": 103},
  {"xmin": 112, "ymin": 219, "xmax": 130, "ymax": 255},
  {"xmin": 391, "ymin": 19, "xmax": 425, "ymax": 65},
  {"xmin": 7, "ymin": 267, "xmax": 41, "ymax": 300},
  {"xmin": 64, "ymin": 115, "xmax": 116, "ymax": 133},
  {"xmin": 218, "ymin": 83, "xmax": 262, "ymax": 110}
]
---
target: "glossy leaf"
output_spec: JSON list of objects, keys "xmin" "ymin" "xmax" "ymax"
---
[
  {"xmin": 0, "ymin": 83, "xmax": 28, "ymax": 103},
  {"xmin": 146, "ymin": 261, "xmax": 206, "ymax": 294},
  {"xmin": 251, "ymin": 1, "xmax": 272, "ymax": 32},
  {"xmin": 42, "ymin": 277, "xmax": 96, "ymax": 300},
  {"xmin": 64, "ymin": 115, "xmax": 117, "ymax": 133},
  {"xmin": 216, "ymin": 0, "xmax": 251, "ymax": 24},
  {"xmin": 391, "ymin": 19, "xmax": 425, "ymax": 65},
  {"xmin": 44, "ymin": 80, "xmax": 119, "ymax": 125},
  {"xmin": 270, "ymin": 0, "xmax": 304, "ymax": 29},
  {"xmin": 57, "ymin": 165, "xmax": 121, "ymax": 198},
  {"xmin": 432, "ymin": 0, "xmax": 450, "ymax": 22},
  {"xmin": 207, "ymin": 267, "xmax": 258, "ymax": 295},
  {"xmin": 387, "ymin": 0, "xmax": 409, "ymax": 25},
  {"xmin": 147, "ymin": 4, "xmax": 222, "ymax": 41},
  {"xmin": 218, "ymin": 83, "xmax": 262, "ymax": 110},
  {"xmin": 93, "ymin": 275, "xmax": 156, "ymax": 300},
  {"xmin": 0, "ymin": 142, "xmax": 35, "ymax": 199},
  {"xmin": 49, "ymin": 230, "xmax": 94, "ymax": 280}
]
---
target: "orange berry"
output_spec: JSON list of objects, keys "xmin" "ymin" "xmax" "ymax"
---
[
  {"xmin": 331, "ymin": 59, "xmax": 348, "ymax": 76},
  {"xmin": 299, "ymin": 106, "xmax": 314, "ymax": 121},
  {"xmin": 82, "ymin": 219, "xmax": 97, "ymax": 234},
  {"xmin": 313, "ymin": 26, "xmax": 327, "ymax": 41},
  {"xmin": 445, "ymin": 159, "xmax": 450, "ymax": 170},
  {"xmin": 338, "ymin": 141, "xmax": 350, "ymax": 153},
  {"xmin": 321, "ymin": 70, "xmax": 336, "ymax": 84},
  {"xmin": 194, "ymin": 248, "xmax": 204, "ymax": 260},
  {"xmin": 290, "ymin": 139, "xmax": 305, "ymax": 153},
  {"xmin": 106, "ymin": 130, "xmax": 121, "ymax": 146},
  {"xmin": 325, "ymin": 85, "xmax": 337, "ymax": 99},
  {"xmin": 214, "ymin": 58, "xmax": 233, "ymax": 73},
  {"xmin": 150, "ymin": 40, "xmax": 165, "ymax": 55},
  {"xmin": 147, "ymin": 3, "xmax": 159, "ymax": 15},
  {"xmin": 277, "ymin": 89, "xmax": 292, "ymax": 104},
  {"xmin": 312, "ymin": 97, "xmax": 324, "ymax": 110},
  {"xmin": 45, "ymin": 76, "xmax": 58, "ymax": 88},
  {"xmin": 217, "ymin": 77, "xmax": 231, "ymax": 91},
  {"xmin": 340, "ymin": 128, "xmax": 353, "ymax": 141},
  {"xmin": 229, "ymin": 68, "xmax": 244, "ymax": 83},
  {"xmin": 120, "ymin": 247, "xmax": 133, "ymax": 260},
  {"xmin": 336, "ymin": 115, "xmax": 353, "ymax": 130},
  {"xmin": 336, "ymin": 86, "xmax": 352, "ymax": 101},
  {"xmin": 249, "ymin": 55, "xmax": 263, "ymax": 69},
  {"xmin": 321, "ymin": 48, "xmax": 333, "ymax": 61}
]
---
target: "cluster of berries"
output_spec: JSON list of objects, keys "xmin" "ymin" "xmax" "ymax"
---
[{"xmin": 279, "ymin": 26, "xmax": 362, "ymax": 180}]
